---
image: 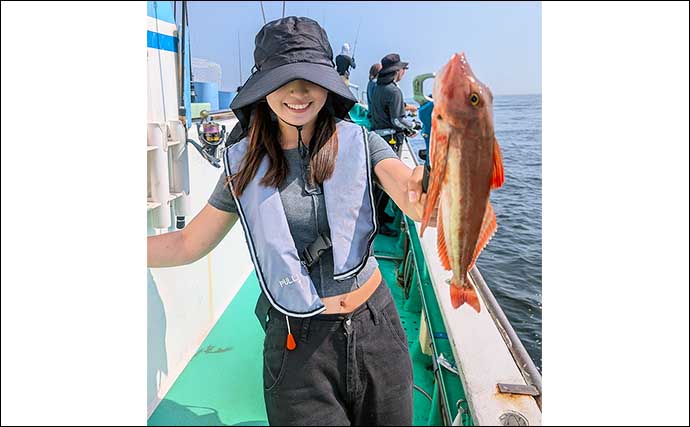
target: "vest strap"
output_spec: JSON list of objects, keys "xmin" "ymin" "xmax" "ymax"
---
[{"xmin": 254, "ymin": 292, "xmax": 272, "ymax": 332}]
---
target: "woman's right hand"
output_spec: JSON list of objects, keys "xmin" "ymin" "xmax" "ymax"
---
[{"xmin": 147, "ymin": 203, "xmax": 238, "ymax": 268}]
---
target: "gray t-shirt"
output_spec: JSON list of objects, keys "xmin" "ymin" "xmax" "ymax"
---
[{"xmin": 209, "ymin": 130, "xmax": 397, "ymax": 298}]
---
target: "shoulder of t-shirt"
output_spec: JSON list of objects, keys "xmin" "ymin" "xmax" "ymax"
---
[{"xmin": 366, "ymin": 131, "xmax": 393, "ymax": 153}]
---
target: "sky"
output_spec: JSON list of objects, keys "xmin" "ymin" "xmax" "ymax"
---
[{"xmin": 185, "ymin": 1, "xmax": 541, "ymax": 97}]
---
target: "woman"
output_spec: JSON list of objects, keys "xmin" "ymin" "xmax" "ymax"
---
[
  {"xmin": 366, "ymin": 62, "xmax": 382, "ymax": 107},
  {"xmin": 148, "ymin": 17, "xmax": 434, "ymax": 426}
]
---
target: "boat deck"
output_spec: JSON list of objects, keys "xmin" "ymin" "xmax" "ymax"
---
[{"xmin": 148, "ymin": 229, "xmax": 468, "ymax": 426}]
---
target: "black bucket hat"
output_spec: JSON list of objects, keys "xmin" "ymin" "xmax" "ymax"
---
[
  {"xmin": 379, "ymin": 53, "xmax": 409, "ymax": 75},
  {"xmin": 231, "ymin": 16, "xmax": 357, "ymax": 131}
]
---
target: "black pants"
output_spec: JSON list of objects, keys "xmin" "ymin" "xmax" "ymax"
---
[{"xmin": 262, "ymin": 280, "xmax": 414, "ymax": 426}]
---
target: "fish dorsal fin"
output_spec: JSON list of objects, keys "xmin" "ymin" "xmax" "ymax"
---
[
  {"xmin": 491, "ymin": 137, "xmax": 504, "ymax": 189},
  {"xmin": 436, "ymin": 203, "xmax": 451, "ymax": 270},
  {"xmin": 468, "ymin": 201, "xmax": 497, "ymax": 270}
]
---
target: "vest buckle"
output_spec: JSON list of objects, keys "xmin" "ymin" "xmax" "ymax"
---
[{"xmin": 300, "ymin": 232, "xmax": 332, "ymax": 269}]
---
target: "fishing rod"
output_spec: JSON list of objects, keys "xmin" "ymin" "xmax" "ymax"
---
[
  {"xmin": 179, "ymin": 1, "xmax": 229, "ymax": 168},
  {"xmin": 351, "ymin": 17, "xmax": 362, "ymax": 59},
  {"xmin": 172, "ymin": 0, "xmax": 187, "ymax": 121},
  {"xmin": 184, "ymin": 1, "xmax": 195, "ymax": 103},
  {"xmin": 259, "ymin": 1, "xmax": 266, "ymax": 24},
  {"xmin": 237, "ymin": 31, "xmax": 243, "ymax": 87}
]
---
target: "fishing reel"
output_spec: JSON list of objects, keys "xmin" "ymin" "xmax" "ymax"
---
[
  {"xmin": 403, "ymin": 117, "xmax": 423, "ymax": 138},
  {"xmin": 187, "ymin": 110, "xmax": 228, "ymax": 168}
]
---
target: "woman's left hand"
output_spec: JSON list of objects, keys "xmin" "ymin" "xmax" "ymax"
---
[{"xmin": 407, "ymin": 166, "xmax": 438, "ymax": 226}]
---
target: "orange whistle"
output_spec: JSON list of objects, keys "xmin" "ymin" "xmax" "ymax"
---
[{"xmin": 286, "ymin": 316, "xmax": 296, "ymax": 351}]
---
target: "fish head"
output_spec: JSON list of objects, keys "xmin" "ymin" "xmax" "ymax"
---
[{"xmin": 433, "ymin": 53, "xmax": 494, "ymax": 138}]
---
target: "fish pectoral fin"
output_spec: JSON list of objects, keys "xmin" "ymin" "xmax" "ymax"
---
[
  {"xmin": 449, "ymin": 279, "xmax": 481, "ymax": 313},
  {"xmin": 436, "ymin": 203, "xmax": 451, "ymax": 270},
  {"xmin": 421, "ymin": 122, "xmax": 449, "ymax": 237},
  {"xmin": 468, "ymin": 202, "xmax": 498, "ymax": 271},
  {"xmin": 491, "ymin": 137, "xmax": 505, "ymax": 189}
]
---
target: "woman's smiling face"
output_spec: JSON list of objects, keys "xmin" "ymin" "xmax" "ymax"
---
[{"xmin": 266, "ymin": 79, "xmax": 328, "ymax": 126}]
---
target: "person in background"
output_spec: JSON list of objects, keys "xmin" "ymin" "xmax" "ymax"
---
[
  {"xmin": 368, "ymin": 53, "xmax": 422, "ymax": 234},
  {"xmin": 366, "ymin": 62, "xmax": 382, "ymax": 107},
  {"xmin": 418, "ymin": 94, "xmax": 434, "ymax": 154},
  {"xmin": 335, "ymin": 43, "xmax": 356, "ymax": 86},
  {"xmin": 369, "ymin": 53, "xmax": 420, "ymax": 156}
]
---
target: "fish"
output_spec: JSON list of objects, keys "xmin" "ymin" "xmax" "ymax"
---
[{"xmin": 420, "ymin": 53, "xmax": 504, "ymax": 312}]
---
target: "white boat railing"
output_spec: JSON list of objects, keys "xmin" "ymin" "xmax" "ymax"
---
[{"xmin": 469, "ymin": 267, "xmax": 542, "ymax": 408}]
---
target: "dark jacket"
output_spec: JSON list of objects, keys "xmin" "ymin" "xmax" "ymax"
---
[
  {"xmin": 368, "ymin": 73, "xmax": 414, "ymax": 132},
  {"xmin": 335, "ymin": 54, "xmax": 356, "ymax": 78},
  {"xmin": 366, "ymin": 80, "xmax": 377, "ymax": 107}
]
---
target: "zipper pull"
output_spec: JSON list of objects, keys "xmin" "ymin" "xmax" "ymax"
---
[{"xmin": 285, "ymin": 315, "xmax": 296, "ymax": 351}]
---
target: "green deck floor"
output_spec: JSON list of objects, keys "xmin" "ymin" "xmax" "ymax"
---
[
  {"xmin": 148, "ymin": 232, "xmax": 447, "ymax": 426},
  {"xmin": 373, "ymin": 233, "xmax": 436, "ymax": 426},
  {"xmin": 148, "ymin": 271, "xmax": 267, "ymax": 426}
]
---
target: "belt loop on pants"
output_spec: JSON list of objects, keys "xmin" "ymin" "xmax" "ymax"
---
[{"xmin": 366, "ymin": 298, "xmax": 380, "ymax": 325}]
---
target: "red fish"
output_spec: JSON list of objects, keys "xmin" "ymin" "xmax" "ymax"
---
[{"xmin": 420, "ymin": 53, "xmax": 504, "ymax": 312}]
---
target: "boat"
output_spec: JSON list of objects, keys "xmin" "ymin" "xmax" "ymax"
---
[{"xmin": 147, "ymin": 2, "xmax": 542, "ymax": 425}]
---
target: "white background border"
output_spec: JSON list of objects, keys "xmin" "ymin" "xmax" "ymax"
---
[{"xmin": 1, "ymin": 2, "xmax": 688, "ymax": 425}]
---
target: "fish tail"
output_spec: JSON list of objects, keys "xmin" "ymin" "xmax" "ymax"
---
[{"xmin": 449, "ymin": 278, "xmax": 481, "ymax": 313}]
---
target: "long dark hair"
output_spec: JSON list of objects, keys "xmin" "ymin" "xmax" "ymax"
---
[
  {"xmin": 369, "ymin": 63, "xmax": 382, "ymax": 81},
  {"xmin": 229, "ymin": 95, "xmax": 339, "ymax": 197}
]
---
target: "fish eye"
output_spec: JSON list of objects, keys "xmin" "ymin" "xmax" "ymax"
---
[
  {"xmin": 469, "ymin": 93, "xmax": 480, "ymax": 106},
  {"xmin": 436, "ymin": 114, "xmax": 443, "ymax": 120}
]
